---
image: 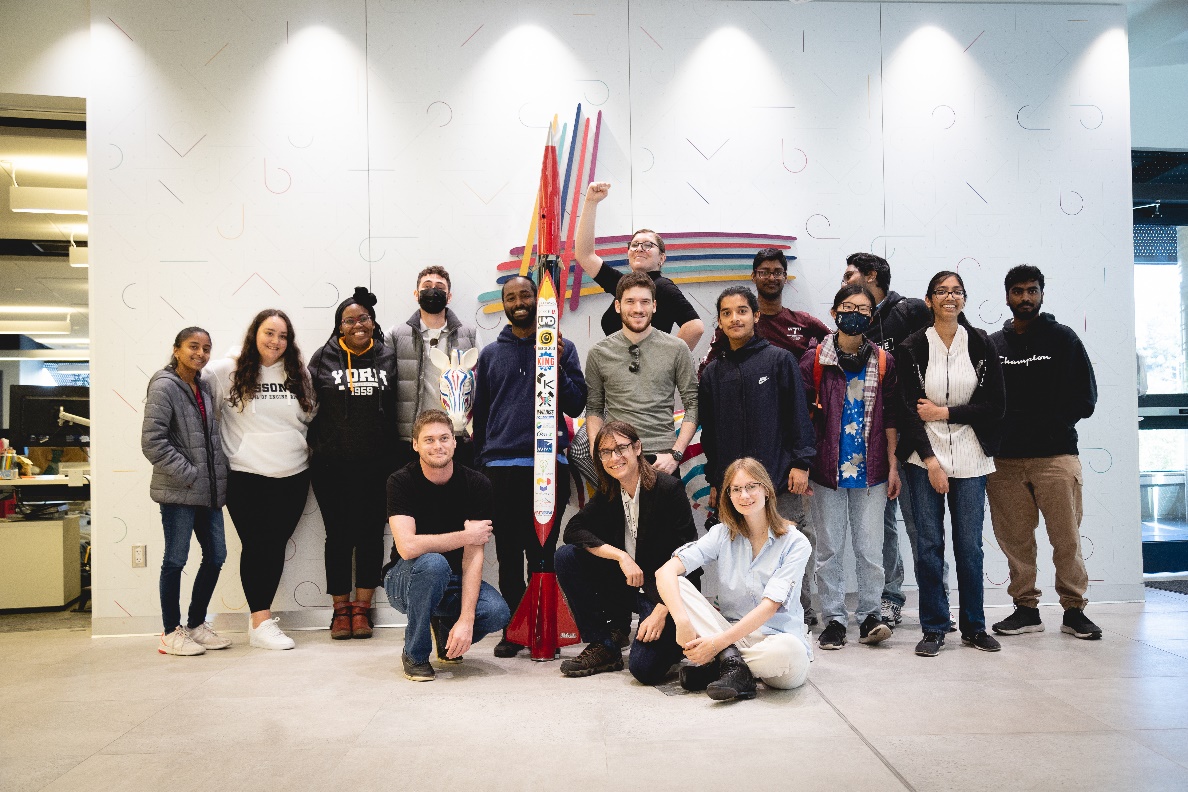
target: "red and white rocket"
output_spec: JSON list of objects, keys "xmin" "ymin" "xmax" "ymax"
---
[{"xmin": 505, "ymin": 120, "xmax": 581, "ymax": 660}]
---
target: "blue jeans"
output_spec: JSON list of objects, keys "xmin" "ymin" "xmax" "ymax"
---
[
  {"xmin": 384, "ymin": 553, "xmax": 510, "ymax": 663},
  {"xmin": 882, "ymin": 460, "xmax": 949, "ymax": 606},
  {"xmin": 904, "ymin": 465, "xmax": 988, "ymax": 635},
  {"xmin": 810, "ymin": 483, "xmax": 887, "ymax": 624},
  {"xmin": 159, "ymin": 504, "xmax": 227, "ymax": 634},
  {"xmin": 554, "ymin": 544, "xmax": 685, "ymax": 685}
]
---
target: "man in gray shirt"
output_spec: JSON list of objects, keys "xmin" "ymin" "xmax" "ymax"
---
[{"xmin": 585, "ymin": 272, "xmax": 698, "ymax": 476}]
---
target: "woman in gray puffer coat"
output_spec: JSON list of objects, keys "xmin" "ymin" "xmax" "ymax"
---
[{"xmin": 141, "ymin": 326, "xmax": 231, "ymax": 657}]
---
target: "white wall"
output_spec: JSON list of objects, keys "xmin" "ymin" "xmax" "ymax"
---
[
  {"xmin": 0, "ymin": 0, "xmax": 89, "ymax": 98},
  {"xmin": 88, "ymin": 0, "xmax": 1141, "ymax": 635}
]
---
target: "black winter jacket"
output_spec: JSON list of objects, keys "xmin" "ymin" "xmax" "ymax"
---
[
  {"xmin": 990, "ymin": 313, "xmax": 1096, "ymax": 458},
  {"xmin": 867, "ymin": 290, "xmax": 933, "ymax": 354},
  {"xmin": 307, "ymin": 334, "xmax": 398, "ymax": 469},
  {"xmin": 698, "ymin": 335, "xmax": 816, "ymax": 490},
  {"xmin": 896, "ymin": 315, "xmax": 1006, "ymax": 463},
  {"xmin": 563, "ymin": 470, "xmax": 701, "ymax": 604}
]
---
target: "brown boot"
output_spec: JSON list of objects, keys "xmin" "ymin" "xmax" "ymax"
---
[
  {"xmin": 330, "ymin": 601, "xmax": 353, "ymax": 640},
  {"xmin": 350, "ymin": 601, "xmax": 373, "ymax": 639}
]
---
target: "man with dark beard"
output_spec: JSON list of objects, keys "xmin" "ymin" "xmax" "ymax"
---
[
  {"xmin": 700, "ymin": 248, "xmax": 830, "ymax": 372},
  {"xmin": 987, "ymin": 265, "xmax": 1101, "ymax": 641},
  {"xmin": 471, "ymin": 275, "xmax": 588, "ymax": 657}
]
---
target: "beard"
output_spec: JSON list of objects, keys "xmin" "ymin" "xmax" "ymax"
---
[{"xmin": 1011, "ymin": 300, "xmax": 1042, "ymax": 321}]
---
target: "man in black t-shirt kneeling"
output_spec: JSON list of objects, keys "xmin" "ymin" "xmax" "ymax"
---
[{"xmin": 382, "ymin": 409, "xmax": 510, "ymax": 681}]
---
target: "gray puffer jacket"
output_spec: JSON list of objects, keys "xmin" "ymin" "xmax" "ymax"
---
[
  {"xmin": 387, "ymin": 308, "xmax": 477, "ymax": 440},
  {"xmin": 141, "ymin": 368, "xmax": 228, "ymax": 508}
]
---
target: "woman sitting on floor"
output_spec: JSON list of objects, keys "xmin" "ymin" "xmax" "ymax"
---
[{"xmin": 655, "ymin": 457, "xmax": 812, "ymax": 700}]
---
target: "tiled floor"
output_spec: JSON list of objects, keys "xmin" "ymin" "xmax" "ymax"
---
[{"xmin": 3, "ymin": 591, "xmax": 1188, "ymax": 792}]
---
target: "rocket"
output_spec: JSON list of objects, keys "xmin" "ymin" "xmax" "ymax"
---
[{"xmin": 505, "ymin": 120, "xmax": 581, "ymax": 660}]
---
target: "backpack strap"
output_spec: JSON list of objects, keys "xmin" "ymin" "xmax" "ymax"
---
[
  {"xmin": 877, "ymin": 347, "xmax": 887, "ymax": 381},
  {"xmin": 812, "ymin": 344, "xmax": 825, "ymax": 411}
]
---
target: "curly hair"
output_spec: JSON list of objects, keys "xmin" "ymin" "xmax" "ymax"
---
[{"xmin": 229, "ymin": 309, "xmax": 314, "ymax": 413}]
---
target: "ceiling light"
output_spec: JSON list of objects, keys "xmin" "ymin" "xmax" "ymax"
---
[
  {"xmin": 0, "ymin": 318, "xmax": 72, "ymax": 334},
  {"xmin": 9, "ymin": 185, "xmax": 87, "ymax": 215},
  {"xmin": 0, "ymin": 350, "xmax": 88, "ymax": 361},
  {"xmin": 69, "ymin": 246, "xmax": 88, "ymax": 267},
  {"xmin": 0, "ymin": 306, "xmax": 82, "ymax": 314},
  {"xmin": 31, "ymin": 337, "xmax": 89, "ymax": 345}
]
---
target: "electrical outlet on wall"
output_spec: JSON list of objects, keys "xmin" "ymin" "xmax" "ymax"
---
[{"xmin": 132, "ymin": 545, "xmax": 147, "ymax": 568}]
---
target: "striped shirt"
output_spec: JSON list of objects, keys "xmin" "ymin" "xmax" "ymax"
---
[{"xmin": 906, "ymin": 326, "xmax": 996, "ymax": 478}]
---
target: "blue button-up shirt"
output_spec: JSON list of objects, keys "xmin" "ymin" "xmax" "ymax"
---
[{"xmin": 675, "ymin": 522, "xmax": 810, "ymax": 647}]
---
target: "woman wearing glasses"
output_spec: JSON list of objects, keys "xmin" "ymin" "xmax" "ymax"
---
[
  {"xmin": 307, "ymin": 287, "xmax": 398, "ymax": 640},
  {"xmin": 801, "ymin": 284, "xmax": 899, "ymax": 651},
  {"xmin": 655, "ymin": 457, "xmax": 812, "ymax": 700},
  {"xmin": 896, "ymin": 271, "xmax": 1005, "ymax": 657},
  {"xmin": 555, "ymin": 420, "xmax": 700, "ymax": 682}
]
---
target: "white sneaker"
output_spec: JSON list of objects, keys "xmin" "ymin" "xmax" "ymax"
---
[
  {"xmin": 187, "ymin": 622, "xmax": 232, "ymax": 650},
  {"xmin": 249, "ymin": 617, "xmax": 295, "ymax": 650},
  {"xmin": 159, "ymin": 626, "xmax": 206, "ymax": 656}
]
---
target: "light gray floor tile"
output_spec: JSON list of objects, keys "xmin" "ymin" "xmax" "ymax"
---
[
  {"xmin": 872, "ymin": 732, "xmax": 1188, "ymax": 792},
  {"xmin": 1124, "ymin": 729, "xmax": 1188, "ymax": 770},
  {"xmin": 1033, "ymin": 676, "xmax": 1188, "ymax": 730}
]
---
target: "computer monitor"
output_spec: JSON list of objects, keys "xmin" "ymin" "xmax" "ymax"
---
[{"xmin": 8, "ymin": 385, "xmax": 90, "ymax": 448}]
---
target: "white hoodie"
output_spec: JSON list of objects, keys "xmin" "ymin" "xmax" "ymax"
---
[{"xmin": 206, "ymin": 357, "xmax": 313, "ymax": 478}]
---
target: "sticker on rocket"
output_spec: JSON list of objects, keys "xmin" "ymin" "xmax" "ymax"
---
[{"xmin": 537, "ymin": 329, "xmax": 555, "ymax": 346}]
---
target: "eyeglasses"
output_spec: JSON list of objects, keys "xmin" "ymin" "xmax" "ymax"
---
[
  {"xmin": 837, "ymin": 302, "xmax": 873, "ymax": 316},
  {"xmin": 597, "ymin": 442, "xmax": 636, "ymax": 461},
  {"xmin": 728, "ymin": 481, "xmax": 766, "ymax": 497},
  {"xmin": 628, "ymin": 344, "xmax": 641, "ymax": 374},
  {"xmin": 754, "ymin": 268, "xmax": 786, "ymax": 280},
  {"xmin": 341, "ymin": 316, "xmax": 374, "ymax": 328},
  {"xmin": 931, "ymin": 288, "xmax": 966, "ymax": 298},
  {"xmin": 628, "ymin": 241, "xmax": 659, "ymax": 252}
]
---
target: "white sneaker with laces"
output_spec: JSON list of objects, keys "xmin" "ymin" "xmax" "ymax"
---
[
  {"xmin": 159, "ymin": 626, "xmax": 206, "ymax": 656},
  {"xmin": 249, "ymin": 617, "xmax": 295, "ymax": 650},
  {"xmin": 187, "ymin": 622, "xmax": 232, "ymax": 650}
]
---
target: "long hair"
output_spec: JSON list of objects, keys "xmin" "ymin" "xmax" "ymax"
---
[
  {"xmin": 229, "ymin": 309, "xmax": 314, "ymax": 412},
  {"xmin": 717, "ymin": 457, "xmax": 789, "ymax": 541},
  {"xmin": 924, "ymin": 270, "xmax": 967, "ymax": 322},
  {"xmin": 166, "ymin": 326, "xmax": 210, "ymax": 370},
  {"xmin": 591, "ymin": 420, "xmax": 657, "ymax": 497}
]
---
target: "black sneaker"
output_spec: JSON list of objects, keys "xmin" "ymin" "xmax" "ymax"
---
[
  {"xmin": 493, "ymin": 633, "xmax": 525, "ymax": 658},
  {"xmin": 706, "ymin": 647, "xmax": 757, "ymax": 701},
  {"xmin": 559, "ymin": 642, "xmax": 623, "ymax": 678},
  {"xmin": 804, "ymin": 608, "xmax": 819, "ymax": 628},
  {"xmin": 609, "ymin": 627, "xmax": 632, "ymax": 649},
  {"xmin": 402, "ymin": 653, "xmax": 435, "ymax": 682},
  {"xmin": 859, "ymin": 615, "xmax": 892, "ymax": 645},
  {"xmin": 992, "ymin": 605, "xmax": 1044, "ymax": 635},
  {"xmin": 915, "ymin": 631, "xmax": 945, "ymax": 657},
  {"xmin": 678, "ymin": 660, "xmax": 721, "ymax": 692},
  {"xmin": 430, "ymin": 616, "xmax": 462, "ymax": 664},
  {"xmin": 1061, "ymin": 608, "xmax": 1103, "ymax": 640},
  {"xmin": 818, "ymin": 619, "xmax": 847, "ymax": 649},
  {"xmin": 961, "ymin": 631, "xmax": 1002, "ymax": 652}
]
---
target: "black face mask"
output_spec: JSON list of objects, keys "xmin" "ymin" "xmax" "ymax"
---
[{"xmin": 418, "ymin": 287, "xmax": 448, "ymax": 314}]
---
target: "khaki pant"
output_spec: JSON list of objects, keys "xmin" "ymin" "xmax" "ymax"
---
[
  {"xmin": 677, "ymin": 577, "xmax": 809, "ymax": 690},
  {"xmin": 986, "ymin": 455, "xmax": 1089, "ymax": 610}
]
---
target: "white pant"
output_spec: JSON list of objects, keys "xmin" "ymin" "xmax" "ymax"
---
[{"xmin": 677, "ymin": 577, "xmax": 810, "ymax": 690}]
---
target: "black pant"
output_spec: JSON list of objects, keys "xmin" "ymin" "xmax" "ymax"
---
[
  {"xmin": 554, "ymin": 544, "xmax": 685, "ymax": 685},
  {"xmin": 484, "ymin": 464, "xmax": 569, "ymax": 616},
  {"xmin": 310, "ymin": 464, "xmax": 388, "ymax": 595},
  {"xmin": 226, "ymin": 470, "xmax": 311, "ymax": 613}
]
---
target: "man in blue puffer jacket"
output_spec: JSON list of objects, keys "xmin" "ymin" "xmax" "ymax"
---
[{"xmin": 471, "ymin": 275, "xmax": 588, "ymax": 658}]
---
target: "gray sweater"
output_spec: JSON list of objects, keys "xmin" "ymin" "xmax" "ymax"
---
[
  {"xmin": 585, "ymin": 329, "xmax": 698, "ymax": 455},
  {"xmin": 386, "ymin": 308, "xmax": 478, "ymax": 440},
  {"xmin": 141, "ymin": 368, "xmax": 229, "ymax": 508}
]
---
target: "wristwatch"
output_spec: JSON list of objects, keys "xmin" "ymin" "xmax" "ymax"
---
[{"xmin": 667, "ymin": 448, "xmax": 684, "ymax": 464}]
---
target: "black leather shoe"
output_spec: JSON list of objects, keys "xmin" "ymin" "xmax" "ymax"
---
[
  {"xmin": 678, "ymin": 660, "xmax": 721, "ymax": 692},
  {"xmin": 493, "ymin": 633, "xmax": 525, "ymax": 658},
  {"xmin": 706, "ymin": 646, "xmax": 757, "ymax": 701}
]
